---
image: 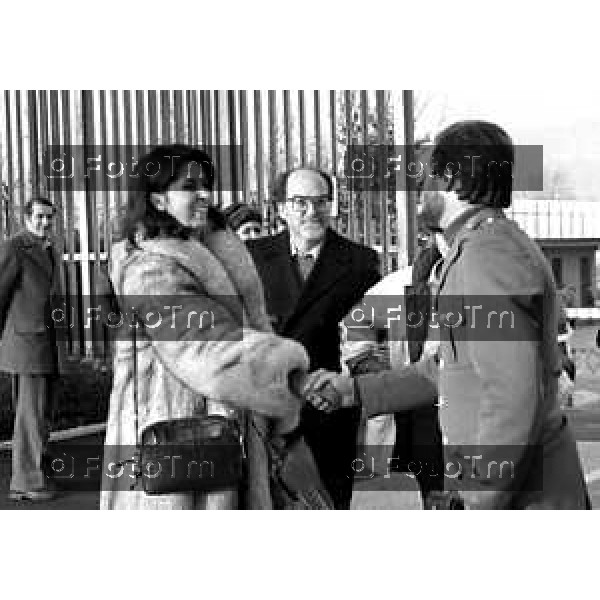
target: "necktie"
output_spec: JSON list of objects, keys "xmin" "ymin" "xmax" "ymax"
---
[
  {"xmin": 297, "ymin": 253, "xmax": 315, "ymax": 281},
  {"xmin": 44, "ymin": 242, "xmax": 55, "ymax": 275}
]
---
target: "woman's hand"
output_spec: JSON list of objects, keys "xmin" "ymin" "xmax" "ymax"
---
[{"xmin": 300, "ymin": 369, "xmax": 357, "ymax": 413}]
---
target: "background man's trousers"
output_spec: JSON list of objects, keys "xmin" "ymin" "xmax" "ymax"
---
[{"xmin": 10, "ymin": 375, "xmax": 51, "ymax": 492}]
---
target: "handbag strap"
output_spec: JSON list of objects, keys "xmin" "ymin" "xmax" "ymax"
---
[
  {"xmin": 118, "ymin": 309, "xmax": 142, "ymax": 489},
  {"xmin": 132, "ymin": 309, "xmax": 140, "ymax": 447}
]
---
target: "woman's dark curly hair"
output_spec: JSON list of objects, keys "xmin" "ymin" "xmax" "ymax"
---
[{"xmin": 119, "ymin": 144, "xmax": 226, "ymax": 245}]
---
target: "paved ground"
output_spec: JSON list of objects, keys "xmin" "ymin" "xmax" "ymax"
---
[
  {"xmin": 0, "ymin": 434, "xmax": 102, "ymax": 510},
  {"xmin": 1, "ymin": 428, "xmax": 598, "ymax": 510}
]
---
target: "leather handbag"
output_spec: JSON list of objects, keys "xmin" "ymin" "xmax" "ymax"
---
[
  {"xmin": 139, "ymin": 416, "xmax": 245, "ymax": 495},
  {"xmin": 130, "ymin": 312, "xmax": 245, "ymax": 495},
  {"xmin": 129, "ymin": 311, "xmax": 329, "ymax": 505}
]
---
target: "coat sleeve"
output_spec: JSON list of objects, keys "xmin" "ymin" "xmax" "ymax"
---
[
  {"xmin": 337, "ymin": 248, "xmax": 384, "ymax": 369},
  {"xmin": 0, "ymin": 238, "xmax": 20, "ymax": 333},
  {"xmin": 123, "ymin": 253, "xmax": 310, "ymax": 420},
  {"xmin": 355, "ymin": 359, "xmax": 438, "ymax": 417},
  {"xmin": 451, "ymin": 233, "xmax": 544, "ymax": 509}
]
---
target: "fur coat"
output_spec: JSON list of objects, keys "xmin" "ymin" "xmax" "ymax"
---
[{"xmin": 100, "ymin": 227, "xmax": 309, "ymax": 510}]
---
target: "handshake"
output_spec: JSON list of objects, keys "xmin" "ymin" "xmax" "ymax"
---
[
  {"xmin": 290, "ymin": 346, "xmax": 390, "ymax": 413},
  {"xmin": 290, "ymin": 369, "xmax": 357, "ymax": 414},
  {"xmin": 288, "ymin": 347, "xmax": 440, "ymax": 417}
]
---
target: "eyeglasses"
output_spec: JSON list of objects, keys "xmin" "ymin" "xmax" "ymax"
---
[{"xmin": 286, "ymin": 195, "xmax": 333, "ymax": 212}]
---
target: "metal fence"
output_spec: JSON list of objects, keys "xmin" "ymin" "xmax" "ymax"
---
[
  {"xmin": 509, "ymin": 197, "xmax": 600, "ymax": 241},
  {"xmin": 0, "ymin": 90, "xmax": 416, "ymax": 362}
]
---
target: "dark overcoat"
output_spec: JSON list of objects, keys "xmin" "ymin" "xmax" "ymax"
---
[
  {"xmin": 0, "ymin": 230, "xmax": 65, "ymax": 375},
  {"xmin": 247, "ymin": 227, "xmax": 381, "ymax": 508}
]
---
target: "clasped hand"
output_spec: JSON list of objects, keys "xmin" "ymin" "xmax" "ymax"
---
[{"xmin": 298, "ymin": 369, "xmax": 357, "ymax": 413}]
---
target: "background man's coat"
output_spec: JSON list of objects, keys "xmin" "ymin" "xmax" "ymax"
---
[{"xmin": 0, "ymin": 231, "xmax": 65, "ymax": 375}]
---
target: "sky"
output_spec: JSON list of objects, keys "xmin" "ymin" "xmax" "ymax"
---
[{"xmin": 416, "ymin": 90, "xmax": 600, "ymax": 200}]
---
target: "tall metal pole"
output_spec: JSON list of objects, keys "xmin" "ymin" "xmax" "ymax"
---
[
  {"xmin": 389, "ymin": 90, "xmax": 417, "ymax": 368},
  {"xmin": 403, "ymin": 90, "xmax": 417, "ymax": 266},
  {"xmin": 392, "ymin": 90, "xmax": 417, "ymax": 269}
]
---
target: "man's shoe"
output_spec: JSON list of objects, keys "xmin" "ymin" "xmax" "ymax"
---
[{"xmin": 8, "ymin": 488, "xmax": 57, "ymax": 502}]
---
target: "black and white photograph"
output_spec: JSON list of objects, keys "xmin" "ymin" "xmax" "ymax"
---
[
  {"xmin": 1, "ymin": 5, "xmax": 598, "ymax": 597},
  {"xmin": 1, "ymin": 88, "xmax": 598, "ymax": 513}
]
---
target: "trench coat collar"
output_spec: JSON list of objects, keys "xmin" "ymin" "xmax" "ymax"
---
[
  {"xmin": 435, "ymin": 206, "xmax": 505, "ymax": 298},
  {"xmin": 19, "ymin": 229, "xmax": 47, "ymax": 248},
  {"xmin": 17, "ymin": 229, "xmax": 65, "ymax": 292},
  {"xmin": 442, "ymin": 205, "xmax": 486, "ymax": 246},
  {"xmin": 18, "ymin": 230, "xmax": 54, "ymax": 278},
  {"xmin": 443, "ymin": 205, "xmax": 506, "ymax": 246}
]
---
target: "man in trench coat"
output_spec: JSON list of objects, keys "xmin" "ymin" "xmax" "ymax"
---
[
  {"xmin": 0, "ymin": 197, "xmax": 65, "ymax": 502},
  {"xmin": 303, "ymin": 121, "xmax": 591, "ymax": 509}
]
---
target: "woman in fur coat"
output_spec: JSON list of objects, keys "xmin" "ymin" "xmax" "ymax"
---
[{"xmin": 100, "ymin": 145, "xmax": 309, "ymax": 510}]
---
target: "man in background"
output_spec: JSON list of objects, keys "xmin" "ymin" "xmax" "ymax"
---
[
  {"xmin": 0, "ymin": 197, "xmax": 64, "ymax": 502},
  {"xmin": 223, "ymin": 202, "xmax": 265, "ymax": 241},
  {"xmin": 390, "ymin": 231, "xmax": 445, "ymax": 506},
  {"xmin": 247, "ymin": 167, "xmax": 381, "ymax": 509}
]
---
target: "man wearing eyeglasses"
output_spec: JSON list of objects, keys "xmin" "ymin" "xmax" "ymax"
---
[{"xmin": 246, "ymin": 167, "xmax": 381, "ymax": 509}]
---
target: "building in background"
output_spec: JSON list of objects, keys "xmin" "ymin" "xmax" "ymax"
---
[
  {"xmin": 338, "ymin": 195, "xmax": 600, "ymax": 308},
  {"xmin": 509, "ymin": 197, "xmax": 600, "ymax": 307}
]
